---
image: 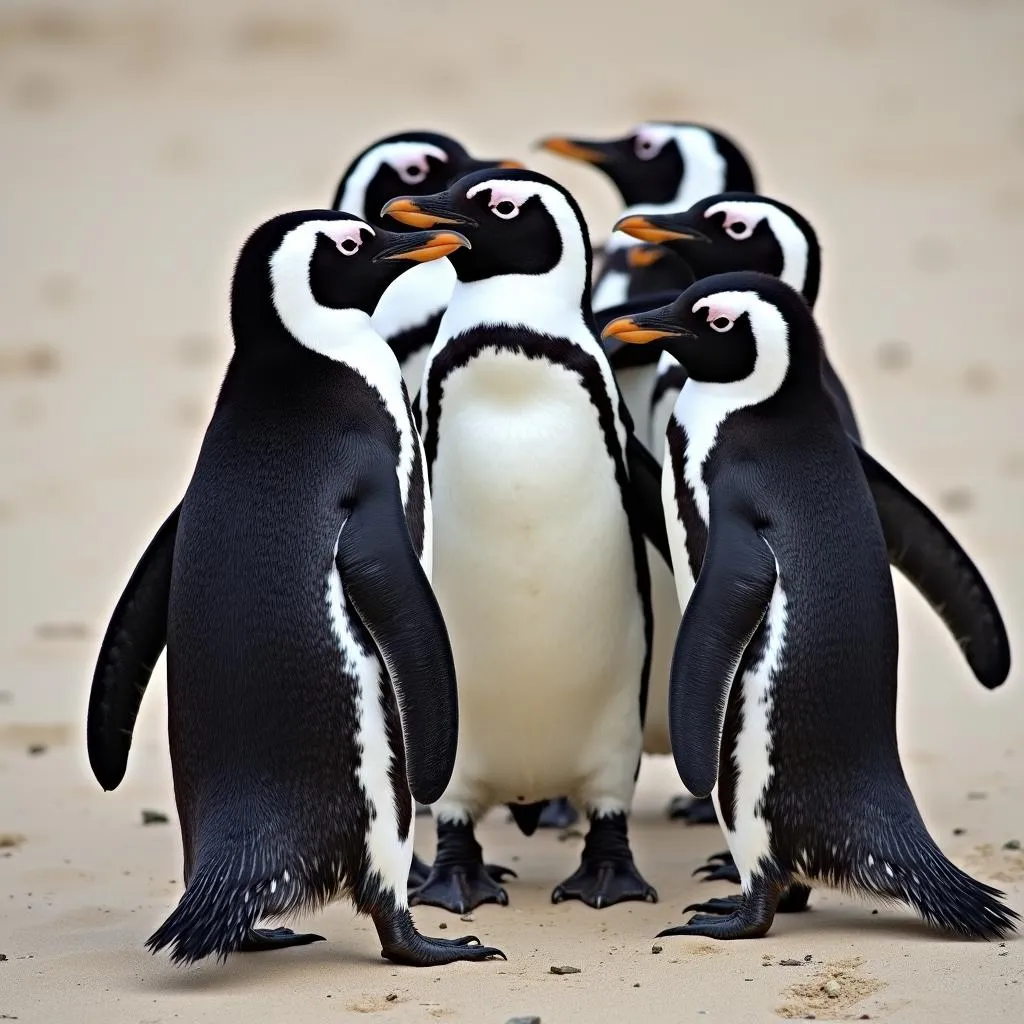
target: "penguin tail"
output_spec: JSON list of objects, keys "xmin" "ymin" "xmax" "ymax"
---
[
  {"xmin": 146, "ymin": 852, "xmax": 325, "ymax": 966},
  {"xmin": 820, "ymin": 816, "xmax": 1019, "ymax": 940}
]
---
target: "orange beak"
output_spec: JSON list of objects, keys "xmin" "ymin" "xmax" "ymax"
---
[
  {"xmin": 600, "ymin": 317, "xmax": 677, "ymax": 345},
  {"xmin": 626, "ymin": 245, "xmax": 665, "ymax": 269},
  {"xmin": 378, "ymin": 231, "xmax": 470, "ymax": 263},
  {"xmin": 536, "ymin": 137, "xmax": 609, "ymax": 164},
  {"xmin": 614, "ymin": 215, "xmax": 709, "ymax": 245},
  {"xmin": 380, "ymin": 197, "xmax": 465, "ymax": 229}
]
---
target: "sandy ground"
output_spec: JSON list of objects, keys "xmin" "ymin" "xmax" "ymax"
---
[{"xmin": 2, "ymin": 0, "xmax": 1024, "ymax": 1020}]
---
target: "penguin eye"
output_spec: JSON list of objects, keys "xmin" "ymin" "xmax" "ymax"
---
[
  {"xmin": 492, "ymin": 199, "xmax": 520, "ymax": 220},
  {"xmin": 709, "ymin": 315, "xmax": 734, "ymax": 333},
  {"xmin": 337, "ymin": 237, "xmax": 360, "ymax": 256},
  {"xmin": 633, "ymin": 135, "xmax": 661, "ymax": 161},
  {"xmin": 724, "ymin": 219, "xmax": 754, "ymax": 241},
  {"xmin": 398, "ymin": 162, "xmax": 428, "ymax": 185}
]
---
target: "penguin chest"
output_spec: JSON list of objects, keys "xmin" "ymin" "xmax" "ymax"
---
[{"xmin": 429, "ymin": 350, "xmax": 645, "ymax": 785}]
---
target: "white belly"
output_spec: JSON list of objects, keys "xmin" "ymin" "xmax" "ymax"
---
[{"xmin": 430, "ymin": 351, "xmax": 645, "ymax": 810}]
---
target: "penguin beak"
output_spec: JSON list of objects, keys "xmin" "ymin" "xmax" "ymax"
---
[
  {"xmin": 614, "ymin": 213, "xmax": 711, "ymax": 245},
  {"xmin": 626, "ymin": 245, "xmax": 667, "ymax": 269},
  {"xmin": 535, "ymin": 136, "xmax": 613, "ymax": 165},
  {"xmin": 381, "ymin": 194, "xmax": 476, "ymax": 230},
  {"xmin": 601, "ymin": 305, "xmax": 694, "ymax": 345},
  {"xmin": 373, "ymin": 229, "xmax": 471, "ymax": 264}
]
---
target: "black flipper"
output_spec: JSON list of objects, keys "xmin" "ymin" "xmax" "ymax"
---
[
  {"xmin": 87, "ymin": 503, "xmax": 181, "ymax": 791},
  {"xmin": 626, "ymin": 431, "xmax": 672, "ymax": 570},
  {"xmin": 821, "ymin": 355, "xmax": 861, "ymax": 443},
  {"xmin": 238, "ymin": 927, "xmax": 325, "ymax": 953},
  {"xmin": 855, "ymin": 444, "xmax": 1011, "ymax": 688},
  {"xmin": 668, "ymin": 495, "xmax": 776, "ymax": 798},
  {"xmin": 336, "ymin": 467, "xmax": 458, "ymax": 805}
]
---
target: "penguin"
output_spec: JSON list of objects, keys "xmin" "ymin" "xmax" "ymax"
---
[
  {"xmin": 601, "ymin": 272, "xmax": 1016, "ymax": 940},
  {"xmin": 613, "ymin": 192, "xmax": 860, "ymax": 457},
  {"xmin": 86, "ymin": 209, "xmax": 505, "ymax": 967},
  {"xmin": 380, "ymin": 167, "xmax": 667, "ymax": 914},
  {"xmin": 332, "ymin": 130, "xmax": 522, "ymax": 395},
  {"xmin": 539, "ymin": 123, "xmax": 754, "ymax": 451}
]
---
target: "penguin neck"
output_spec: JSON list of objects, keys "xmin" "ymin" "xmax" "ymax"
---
[
  {"xmin": 440, "ymin": 263, "xmax": 590, "ymax": 345},
  {"xmin": 371, "ymin": 258, "xmax": 455, "ymax": 340}
]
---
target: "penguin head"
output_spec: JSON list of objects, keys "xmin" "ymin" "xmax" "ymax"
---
[
  {"xmin": 615, "ymin": 193, "xmax": 820, "ymax": 305},
  {"xmin": 381, "ymin": 167, "xmax": 591, "ymax": 295},
  {"xmin": 537, "ymin": 123, "xmax": 756, "ymax": 209},
  {"xmin": 333, "ymin": 131, "xmax": 523, "ymax": 228},
  {"xmin": 230, "ymin": 209, "xmax": 469, "ymax": 353},
  {"xmin": 601, "ymin": 270, "xmax": 821, "ymax": 398}
]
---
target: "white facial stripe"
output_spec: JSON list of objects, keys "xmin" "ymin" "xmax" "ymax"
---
[
  {"xmin": 336, "ymin": 141, "xmax": 449, "ymax": 218},
  {"xmin": 703, "ymin": 201, "xmax": 809, "ymax": 292},
  {"xmin": 269, "ymin": 219, "xmax": 376, "ymax": 355},
  {"xmin": 633, "ymin": 123, "xmax": 673, "ymax": 160}
]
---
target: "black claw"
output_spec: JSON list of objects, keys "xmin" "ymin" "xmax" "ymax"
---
[
  {"xmin": 659, "ymin": 875, "xmax": 783, "ymax": 940},
  {"xmin": 373, "ymin": 903, "xmax": 504, "ymax": 966},
  {"xmin": 536, "ymin": 796, "xmax": 580, "ymax": 830},
  {"xmin": 550, "ymin": 812, "xmax": 657, "ymax": 909},
  {"xmin": 666, "ymin": 795, "xmax": 719, "ymax": 825},
  {"xmin": 238, "ymin": 927, "xmax": 325, "ymax": 953},
  {"xmin": 694, "ymin": 862, "xmax": 742, "ymax": 885},
  {"xmin": 682, "ymin": 895, "xmax": 744, "ymax": 916},
  {"xmin": 707, "ymin": 850, "xmax": 734, "ymax": 865},
  {"xmin": 410, "ymin": 820, "xmax": 511, "ymax": 914}
]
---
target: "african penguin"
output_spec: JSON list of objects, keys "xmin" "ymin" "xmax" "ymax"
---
[
  {"xmin": 332, "ymin": 130, "xmax": 521, "ymax": 396},
  {"xmin": 614, "ymin": 191, "xmax": 860, "ymax": 458},
  {"xmin": 602, "ymin": 272, "xmax": 1016, "ymax": 941},
  {"xmin": 86, "ymin": 209, "xmax": 505, "ymax": 967},
  {"xmin": 381, "ymin": 167, "xmax": 667, "ymax": 914}
]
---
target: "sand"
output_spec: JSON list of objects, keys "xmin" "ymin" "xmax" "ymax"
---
[{"xmin": 2, "ymin": 0, "xmax": 1023, "ymax": 1020}]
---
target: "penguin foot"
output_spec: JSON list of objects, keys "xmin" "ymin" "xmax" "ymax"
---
[
  {"xmin": 374, "ymin": 908, "xmax": 505, "ymax": 967},
  {"xmin": 238, "ymin": 927, "xmax": 326, "ymax": 953},
  {"xmin": 692, "ymin": 859, "xmax": 742, "ymax": 885},
  {"xmin": 409, "ymin": 820, "xmax": 513, "ymax": 914},
  {"xmin": 537, "ymin": 796, "xmax": 580, "ymax": 830},
  {"xmin": 415, "ymin": 801, "xmax": 432, "ymax": 817},
  {"xmin": 667, "ymin": 794, "xmax": 720, "ymax": 825},
  {"xmin": 658, "ymin": 875, "xmax": 782, "ymax": 940},
  {"xmin": 551, "ymin": 812, "xmax": 657, "ymax": 909}
]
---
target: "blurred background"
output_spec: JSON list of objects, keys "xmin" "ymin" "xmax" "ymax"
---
[{"xmin": 1, "ymin": 1, "xmax": 1023, "ymax": 1019}]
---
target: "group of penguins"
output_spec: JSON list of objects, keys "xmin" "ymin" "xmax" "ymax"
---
[{"xmin": 86, "ymin": 121, "xmax": 1018, "ymax": 970}]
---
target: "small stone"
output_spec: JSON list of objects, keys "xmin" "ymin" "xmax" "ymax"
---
[
  {"xmin": 549, "ymin": 965, "xmax": 581, "ymax": 975},
  {"xmin": 0, "ymin": 953, "xmax": 7, "ymax": 961},
  {"xmin": 779, "ymin": 958, "xmax": 803, "ymax": 966},
  {"xmin": 1003, "ymin": 839, "xmax": 1021, "ymax": 850},
  {"xmin": 651, "ymin": 944, "xmax": 663, "ymax": 954},
  {"xmin": 953, "ymin": 827, "xmax": 967, "ymax": 836},
  {"xmin": 385, "ymin": 993, "xmax": 398, "ymax": 1002},
  {"xmin": 141, "ymin": 810, "xmax": 169, "ymax": 825},
  {"xmin": 871, "ymin": 909, "xmax": 878, "ymax": 915},
  {"xmin": 27, "ymin": 745, "xmax": 46, "ymax": 756},
  {"xmin": 458, "ymin": 913, "xmax": 474, "ymax": 922},
  {"xmin": 505, "ymin": 1017, "xmax": 541, "ymax": 1024},
  {"xmin": 860, "ymin": 1016, "xmax": 872, "ymax": 1021},
  {"xmin": 824, "ymin": 979, "xmax": 842, "ymax": 998},
  {"xmin": 999, "ymin": 951, "xmax": 1009, "ymax": 956},
  {"xmin": 438, "ymin": 921, "xmax": 447, "ymax": 930},
  {"xmin": 633, "ymin": 983, "xmax": 640, "ymax": 988},
  {"xmin": 803, "ymin": 954, "xmax": 813, "ymax": 961}
]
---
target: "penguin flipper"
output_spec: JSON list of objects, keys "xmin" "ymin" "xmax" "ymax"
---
[
  {"xmin": 855, "ymin": 444, "xmax": 1011, "ymax": 689},
  {"xmin": 668, "ymin": 496, "xmax": 776, "ymax": 798},
  {"xmin": 87, "ymin": 502, "xmax": 181, "ymax": 791},
  {"xmin": 336, "ymin": 467, "xmax": 458, "ymax": 806},
  {"xmin": 626, "ymin": 432, "xmax": 672, "ymax": 569}
]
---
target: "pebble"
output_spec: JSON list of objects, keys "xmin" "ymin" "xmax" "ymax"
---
[
  {"xmin": 1003, "ymin": 839, "xmax": 1021, "ymax": 850},
  {"xmin": 953, "ymin": 827, "xmax": 966, "ymax": 836},
  {"xmin": 438, "ymin": 922, "xmax": 447, "ymax": 930},
  {"xmin": 803, "ymin": 954, "xmax": 813, "ymax": 961},
  {"xmin": 385, "ymin": 993, "xmax": 398, "ymax": 1002},
  {"xmin": 824, "ymin": 980, "xmax": 842, "ymax": 998},
  {"xmin": 549, "ymin": 965, "xmax": 581, "ymax": 975},
  {"xmin": 651, "ymin": 944, "xmax": 663, "ymax": 955},
  {"xmin": 0, "ymin": 953, "xmax": 6, "ymax": 961},
  {"xmin": 141, "ymin": 810, "xmax": 169, "ymax": 825},
  {"xmin": 27, "ymin": 745, "xmax": 46, "ymax": 757},
  {"xmin": 779, "ymin": 959, "xmax": 803, "ymax": 966},
  {"xmin": 505, "ymin": 1017, "xmax": 541, "ymax": 1024}
]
